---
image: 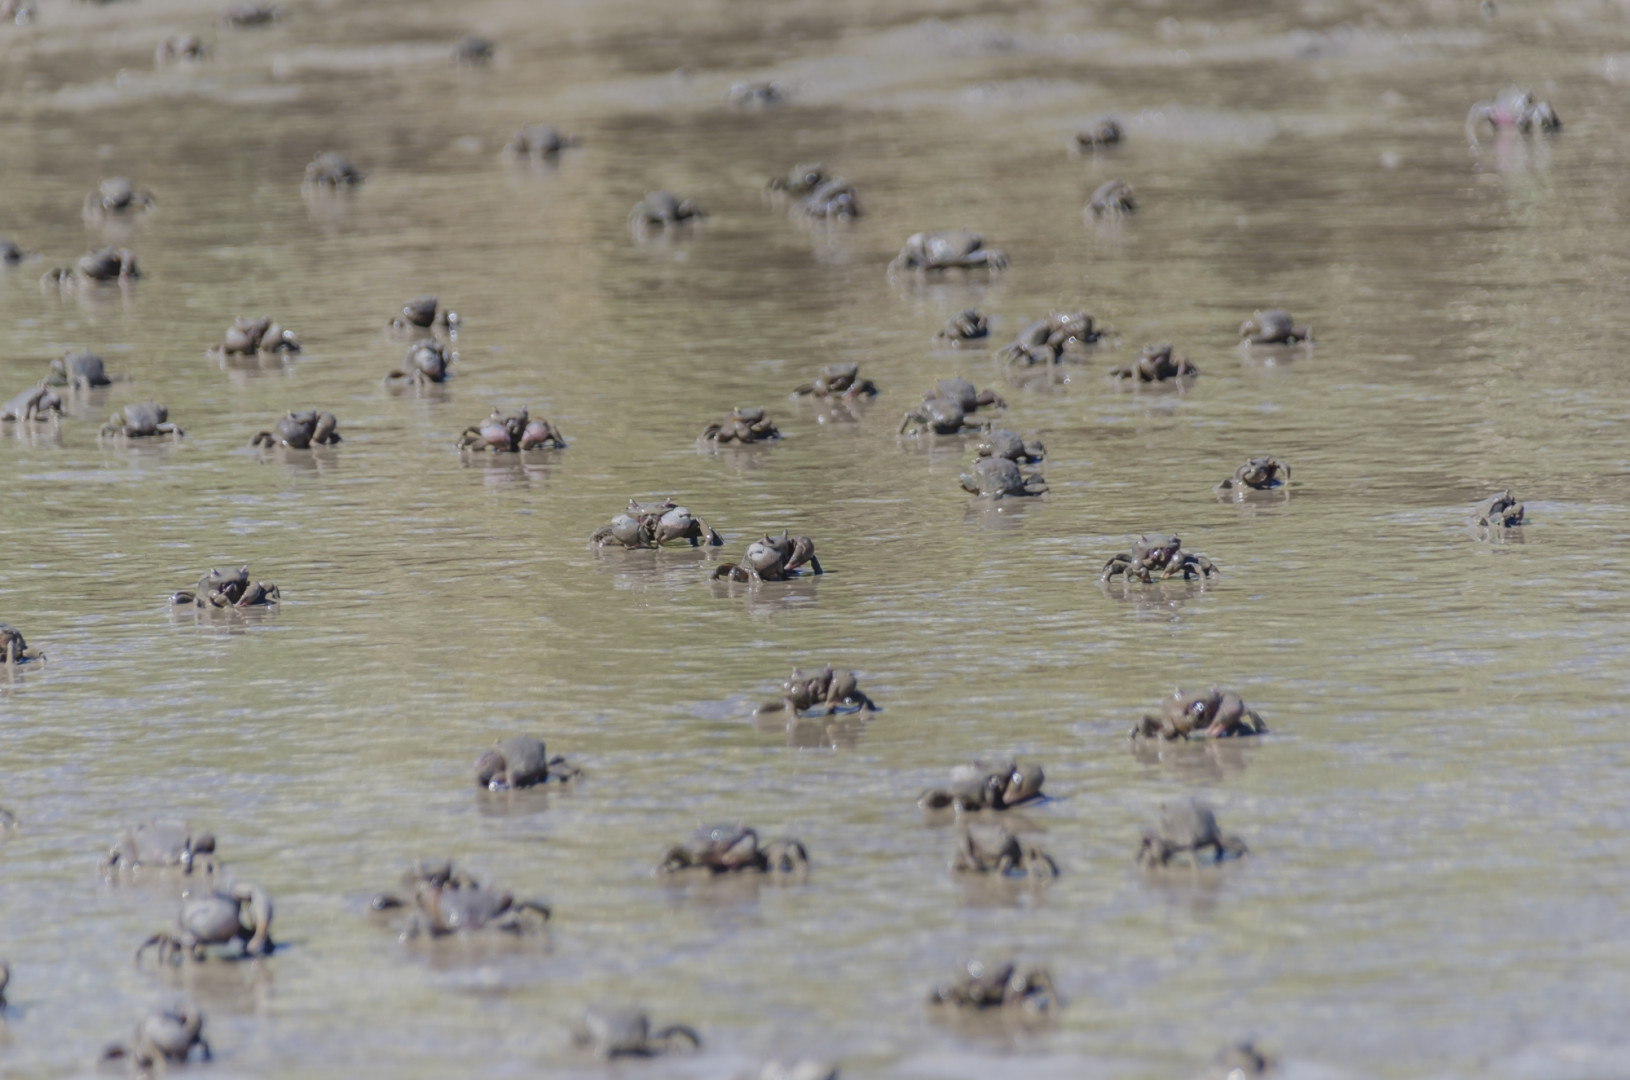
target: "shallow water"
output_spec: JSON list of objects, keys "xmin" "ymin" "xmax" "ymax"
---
[{"xmin": 4, "ymin": 0, "xmax": 1630, "ymax": 1076}]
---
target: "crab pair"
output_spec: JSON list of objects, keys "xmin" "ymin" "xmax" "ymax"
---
[{"xmin": 591, "ymin": 498, "xmax": 722, "ymax": 549}]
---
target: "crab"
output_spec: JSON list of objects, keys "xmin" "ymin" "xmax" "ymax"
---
[
  {"xmin": 101, "ymin": 1004, "xmax": 211, "ymax": 1073},
  {"xmin": 103, "ymin": 821, "xmax": 218, "ymax": 877},
  {"xmin": 657, "ymin": 824, "xmax": 808, "ymax": 876},
  {"xmin": 900, "ymin": 379, "xmax": 1005, "ymax": 435},
  {"xmin": 928, "ymin": 960, "xmax": 1058, "ymax": 1014},
  {"xmin": 457, "ymin": 407, "xmax": 566, "ymax": 452},
  {"xmin": 755, "ymin": 665, "xmax": 877, "ymax": 717},
  {"xmin": 730, "ymin": 80, "xmax": 785, "ymax": 108},
  {"xmin": 1466, "ymin": 87, "xmax": 1561, "ymax": 142},
  {"xmin": 0, "ymin": 624, "xmax": 44, "ymax": 667},
  {"xmin": 1074, "ymin": 116, "xmax": 1124, "ymax": 150},
  {"xmin": 83, "ymin": 177, "xmax": 154, "ymax": 217},
  {"xmin": 702, "ymin": 406, "xmax": 780, "ymax": 444},
  {"xmin": 1100, "ymin": 534, "xmax": 1219, "ymax": 582},
  {"xmin": 222, "ymin": 3, "xmax": 280, "ymax": 27},
  {"xmin": 591, "ymin": 498, "xmax": 722, "ymax": 548},
  {"xmin": 792, "ymin": 363, "xmax": 877, "ymax": 400},
  {"xmin": 43, "ymin": 246, "xmax": 140, "ymax": 287},
  {"xmin": 213, "ymin": 316, "xmax": 301, "ymax": 356},
  {"xmin": 1472, "ymin": 489, "xmax": 1524, "ymax": 527},
  {"xmin": 767, "ymin": 162, "xmax": 830, "ymax": 195},
  {"xmin": 156, "ymin": 34, "xmax": 207, "ymax": 65},
  {"xmin": 372, "ymin": 869, "xmax": 551, "ymax": 939},
  {"xmin": 451, "ymin": 34, "xmax": 493, "ymax": 65},
  {"xmin": 169, "ymin": 566, "xmax": 280, "ymax": 609},
  {"xmin": 46, "ymin": 350, "xmax": 122, "ymax": 389},
  {"xmin": 1129, "ymin": 687, "xmax": 1267, "ymax": 742},
  {"xmin": 1215, "ymin": 455, "xmax": 1290, "ymax": 495},
  {"xmin": 137, "ymin": 883, "xmax": 274, "ymax": 964},
  {"xmin": 572, "ymin": 1007, "xmax": 701, "ymax": 1060},
  {"xmin": 304, "ymin": 151, "xmax": 363, "ymax": 187},
  {"xmin": 974, "ymin": 426, "xmax": 1045, "ymax": 464},
  {"xmin": 919, "ymin": 760, "xmax": 1045, "ymax": 812},
  {"xmin": 1109, "ymin": 343, "xmax": 1198, "ymax": 383},
  {"xmin": 889, "ymin": 230, "xmax": 1007, "ymax": 273},
  {"xmin": 797, "ymin": 178, "xmax": 860, "ymax": 219},
  {"xmin": 1137, "ymin": 798, "xmax": 1248, "ymax": 869},
  {"xmin": 934, "ymin": 309, "xmax": 990, "ymax": 345},
  {"xmin": 249, "ymin": 410, "xmax": 341, "ymax": 449},
  {"xmin": 506, "ymin": 124, "xmax": 578, "ymax": 156},
  {"xmin": 1, "ymin": 239, "xmax": 31, "ymax": 266},
  {"xmin": 629, "ymin": 191, "xmax": 705, "ymax": 228},
  {"xmin": 475, "ymin": 735, "xmax": 583, "ymax": 790},
  {"xmin": 951, "ymin": 825, "xmax": 1059, "ymax": 879},
  {"xmin": 1239, "ymin": 309, "xmax": 1311, "ymax": 345},
  {"xmin": 1088, "ymin": 178, "xmax": 1136, "ymax": 217},
  {"xmin": 998, "ymin": 311, "xmax": 1106, "ymax": 366},
  {"xmin": 100, "ymin": 403, "xmax": 181, "ymax": 438},
  {"xmin": 1213, "ymin": 1040, "xmax": 1276, "ymax": 1078},
  {"xmin": 385, "ymin": 339, "xmax": 454, "ymax": 386},
  {"xmin": 711, "ymin": 531, "xmax": 821, "ymax": 582},
  {"xmin": 1, "ymin": 384, "xmax": 62, "ymax": 423},
  {"xmin": 960, "ymin": 456, "xmax": 1048, "ymax": 499},
  {"xmin": 391, "ymin": 295, "xmax": 459, "ymax": 334}
]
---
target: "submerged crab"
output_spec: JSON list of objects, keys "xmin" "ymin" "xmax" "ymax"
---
[
  {"xmin": 304, "ymin": 151, "xmax": 363, "ymax": 187},
  {"xmin": 1074, "ymin": 116, "xmax": 1124, "ymax": 150},
  {"xmin": 591, "ymin": 498, "xmax": 722, "ymax": 548},
  {"xmin": 630, "ymin": 191, "xmax": 705, "ymax": 228},
  {"xmin": 1088, "ymin": 178, "xmax": 1136, "ymax": 217},
  {"xmin": 391, "ymin": 295, "xmax": 459, "ymax": 334},
  {"xmin": 960, "ymin": 456, "xmax": 1047, "ymax": 499},
  {"xmin": 935, "ymin": 309, "xmax": 990, "ymax": 345},
  {"xmin": 1472, "ymin": 489, "xmax": 1524, "ymax": 528},
  {"xmin": 572, "ymin": 1007, "xmax": 701, "ymax": 1061},
  {"xmin": 104, "ymin": 821, "xmax": 217, "ymax": 877},
  {"xmin": 0, "ymin": 624, "xmax": 44, "ymax": 667},
  {"xmin": 137, "ymin": 882, "xmax": 274, "ymax": 964},
  {"xmin": 1, "ymin": 384, "xmax": 62, "ymax": 423},
  {"xmin": 476, "ymin": 735, "xmax": 582, "ymax": 790},
  {"xmin": 998, "ymin": 311, "xmax": 1106, "ymax": 366},
  {"xmin": 929, "ymin": 960, "xmax": 1058, "ymax": 1014},
  {"xmin": 702, "ymin": 406, "xmax": 780, "ymax": 444},
  {"xmin": 212, "ymin": 316, "xmax": 301, "ymax": 356},
  {"xmin": 900, "ymin": 379, "xmax": 1005, "ymax": 435},
  {"xmin": 711, "ymin": 531, "xmax": 821, "ymax": 582},
  {"xmin": 952, "ymin": 825, "xmax": 1059, "ymax": 879},
  {"xmin": 1215, "ymin": 455, "xmax": 1290, "ymax": 495},
  {"xmin": 102, "ymin": 1005, "xmax": 211, "ymax": 1073},
  {"xmin": 457, "ymin": 407, "xmax": 566, "ymax": 452},
  {"xmin": 657, "ymin": 824, "xmax": 808, "ymax": 876},
  {"xmin": 1137, "ymin": 798, "xmax": 1248, "ymax": 869},
  {"xmin": 1100, "ymin": 534, "xmax": 1218, "ymax": 582},
  {"xmin": 792, "ymin": 363, "xmax": 877, "ymax": 400},
  {"xmin": 889, "ymin": 230, "xmax": 1007, "ymax": 273},
  {"xmin": 506, "ymin": 124, "xmax": 578, "ymax": 156},
  {"xmin": 1129, "ymin": 687, "xmax": 1267, "ymax": 742},
  {"xmin": 249, "ymin": 409, "xmax": 340, "ymax": 449},
  {"xmin": 1110, "ymin": 343, "xmax": 1198, "ymax": 384},
  {"xmin": 42, "ymin": 246, "xmax": 140, "ymax": 288},
  {"xmin": 170, "ymin": 566, "xmax": 280, "ymax": 609},
  {"xmin": 83, "ymin": 177, "xmax": 154, "ymax": 217},
  {"xmin": 373, "ymin": 867, "xmax": 551, "ymax": 939},
  {"xmin": 919, "ymin": 760, "xmax": 1045, "ymax": 812},
  {"xmin": 1239, "ymin": 309, "xmax": 1311, "ymax": 345},
  {"xmin": 46, "ymin": 350, "xmax": 123, "ymax": 389},
  {"xmin": 386, "ymin": 339, "xmax": 455, "ymax": 386},
  {"xmin": 755, "ymin": 665, "xmax": 877, "ymax": 717},
  {"xmin": 100, "ymin": 403, "xmax": 181, "ymax": 439},
  {"xmin": 1467, "ymin": 87, "xmax": 1561, "ymax": 141}
]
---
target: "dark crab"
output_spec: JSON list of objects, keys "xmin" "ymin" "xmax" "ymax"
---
[
  {"xmin": 1129, "ymin": 687, "xmax": 1267, "ymax": 742},
  {"xmin": 83, "ymin": 177, "xmax": 153, "ymax": 217},
  {"xmin": 170, "ymin": 566, "xmax": 280, "ymax": 609},
  {"xmin": 1467, "ymin": 87, "xmax": 1561, "ymax": 141},
  {"xmin": 385, "ymin": 339, "xmax": 455, "ymax": 386},
  {"xmin": 1472, "ymin": 489, "xmax": 1524, "ymax": 527},
  {"xmin": 475, "ymin": 735, "xmax": 582, "ymax": 790},
  {"xmin": 928, "ymin": 960, "xmax": 1058, "ymax": 1014},
  {"xmin": 46, "ymin": 350, "xmax": 123, "ymax": 389},
  {"xmin": 102, "ymin": 1005, "xmax": 211, "ymax": 1073},
  {"xmin": 919, "ymin": 760, "xmax": 1045, "ymax": 813},
  {"xmin": 754, "ymin": 665, "xmax": 877, "ymax": 717},
  {"xmin": 156, "ymin": 34, "xmax": 206, "ymax": 65},
  {"xmin": 451, "ymin": 34, "xmax": 493, "ymax": 65},
  {"xmin": 249, "ymin": 409, "xmax": 340, "ymax": 449},
  {"xmin": 1215, "ymin": 455, "xmax": 1290, "ymax": 495},
  {"xmin": 934, "ymin": 309, "xmax": 990, "ymax": 345},
  {"xmin": 900, "ymin": 379, "xmax": 1005, "ymax": 435},
  {"xmin": 630, "ymin": 191, "xmax": 705, "ymax": 228},
  {"xmin": 960, "ymin": 456, "xmax": 1047, "ymax": 499},
  {"xmin": 1137, "ymin": 798, "xmax": 1248, "ymax": 869},
  {"xmin": 889, "ymin": 230, "xmax": 1007, "ymax": 273},
  {"xmin": 1109, "ymin": 343, "xmax": 1198, "ymax": 383},
  {"xmin": 0, "ymin": 624, "xmax": 44, "ymax": 667},
  {"xmin": 43, "ymin": 246, "xmax": 140, "ymax": 287},
  {"xmin": 506, "ymin": 124, "xmax": 578, "ymax": 156},
  {"xmin": 974, "ymin": 426, "xmax": 1045, "ymax": 464},
  {"xmin": 572, "ymin": 1007, "xmax": 701, "ymax": 1060},
  {"xmin": 1100, "ymin": 534, "xmax": 1218, "ymax": 582},
  {"xmin": 657, "ymin": 823, "xmax": 808, "ymax": 876},
  {"xmin": 1, "ymin": 239, "xmax": 32, "ymax": 266},
  {"xmin": 1088, "ymin": 178, "xmax": 1136, "ymax": 217},
  {"xmin": 792, "ymin": 362, "xmax": 877, "ymax": 400},
  {"xmin": 100, "ymin": 403, "xmax": 181, "ymax": 438},
  {"xmin": 137, "ymin": 882, "xmax": 274, "ymax": 964},
  {"xmin": 951, "ymin": 825, "xmax": 1059, "ymax": 879},
  {"xmin": 1213, "ymin": 1040, "xmax": 1276, "ymax": 1078},
  {"xmin": 998, "ymin": 311, "xmax": 1105, "ymax": 366},
  {"xmin": 213, "ymin": 316, "xmax": 301, "ymax": 356},
  {"xmin": 1, "ymin": 384, "xmax": 62, "ymax": 423},
  {"xmin": 702, "ymin": 406, "xmax": 780, "ymax": 444},
  {"xmin": 591, "ymin": 498, "xmax": 722, "ymax": 548},
  {"xmin": 711, "ymin": 531, "xmax": 821, "ymax": 582},
  {"xmin": 1073, "ymin": 116, "xmax": 1124, "ymax": 150},
  {"xmin": 391, "ymin": 295, "xmax": 459, "ymax": 334},
  {"xmin": 457, "ymin": 407, "xmax": 566, "ymax": 452},
  {"xmin": 304, "ymin": 151, "xmax": 363, "ymax": 187},
  {"xmin": 104, "ymin": 821, "xmax": 218, "ymax": 877},
  {"xmin": 1239, "ymin": 309, "xmax": 1311, "ymax": 345}
]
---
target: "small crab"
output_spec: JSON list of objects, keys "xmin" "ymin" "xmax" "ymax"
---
[
  {"xmin": 43, "ymin": 246, "xmax": 140, "ymax": 287},
  {"xmin": 137, "ymin": 882, "xmax": 274, "ymax": 964},
  {"xmin": 475, "ymin": 735, "xmax": 582, "ymax": 790},
  {"xmin": 960, "ymin": 456, "xmax": 1047, "ymax": 499},
  {"xmin": 213, "ymin": 316, "xmax": 301, "ymax": 356},
  {"xmin": 919, "ymin": 760, "xmax": 1045, "ymax": 813},
  {"xmin": 630, "ymin": 191, "xmax": 705, "ymax": 228},
  {"xmin": 83, "ymin": 177, "xmax": 153, "ymax": 217},
  {"xmin": 591, "ymin": 498, "xmax": 722, "ymax": 548},
  {"xmin": 702, "ymin": 406, "xmax": 780, "ymax": 444},
  {"xmin": 1129, "ymin": 687, "xmax": 1267, "ymax": 742},
  {"xmin": 900, "ymin": 379, "xmax": 1005, "ymax": 435},
  {"xmin": 1239, "ymin": 309, "xmax": 1311, "ymax": 345},
  {"xmin": 657, "ymin": 823, "xmax": 808, "ymax": 876},
  {"xmin": 711, "ymin": 530, "xmax": 822, "ymax": 582},
  {"xmin": 170, "ymin": 566, "xmax": 280, "ymax": 609},
  {"xmin": 1100, "ymin": 534, "xmax": 1218, "ymax": 582},
  {"xmin": 974, "ymin": 426, "xmax": 1045, "ymax": 464},
  {"xmin": 386, "ymin": 339, "xmax": 455, "ymax": 386},
  {"xmin": 797, "ymin": 178, "xmax": 860, "ymax": 219},
  {"xmin": 101, "ymin": 1004, "xmax": 211, "ymax": 1073},
  {"xmin": 730, "ymin": 80, "xmax": 785, "ymax": 108},
  {"xmin": 934, "ymin": 309, "xmax": 990, "ymax": 345},
  {"xmin": 1, "ymin": 238, "xmax": 32, "ymax": 266},
  {"xmin": 374, "ymin": 870, "xmax": 551, "ymax": 939},
  {"xmin": 46, "ymin": 350, "xmax": 123, "ymax": 389},
  {"xmin": 0, "ymin": 624, "xmax": 44, "ymax": 667},
  {"xmin": 928, "ymin": 960, "xmax": 1058, "ymax": 1014},
  {"xmin": 572, "ymin": 1007, "xmax": 701, "ymax": 1061},
  {"xmin": 222, "ymin": 3, "xmax": 280, "ymax": 27},
  {"xmin": 451, "ymin": 34, "xmax": 493, "ymax": 65},
  {"xmin": 457, "ymin": 407, "xmax": 566, "ymax": 452},
  {"xmin": 951, "ymin": 825, "xmax": 1059, "ymax": 879},
  {"xmin": 1074, "ymin": 116, "xmax": 1124, "ymax": 150},
  {"xmin": 104, "ymin": 821, "xmax": 218, "ymax": 877},
  {"xmin": 304, "ymin": 151, "xmax": 363, "ymax": 187},
  {"xmin": 1213, "ymin": 1040, "xmax": 1276, "ymax": 1078},
  {"xmin": 792, "ymin": 362, "xmax": 877, "ymax": 400},
  {"xmin": 1215, "ymin": 455, "xmax": 1290, "ymax": 495},
  {"xmin": 998, "ymin": 311, "xmax": 1105, "ymax": 366},
  {"xmin": 1472, "ymin": 489, "xmax": 1524, "ymax": 527},
  {"xmin": 156, "ymin": 34, "xmax": 207, "ymax": 65},
  {"xmin": 249, "ymin": 409, "xmax": 340, "ymax": 449},
  {"xmin": 889, "ymin": 230, "xmax": 1007, "ymax": 273},
  {"xmin": 1137, "ymin": 798, "xmax": 1248, "ymax": 869},
  {"xmin": 1109, "ymin": 343, "xmax": 1198, "ymax": 383},
  {"xmin": 1467, "ymin": 87, "xmax": 1561, "ymax": 142},
  {"xmin": 1088, "ymin": 178, "xmax": 1136, "ymax": 217},
  {"xmin": 506, "ymin": 124, "xmax": 578, "ymax": 156},
  {"xmin": 767, "ymin": 162, "xmax": 829, "ymax": 194},
  {"xmin": 755, "ymin": 665, "xmax": 877, "ymax": 717},
  {"xmin": 100, "ymin": 403, "xmax": 181, "ymax": 439},
  {"xmin": 391, "ymin": 295, "xmax": 459, "ymax": 334},
  {"xmin": 1, "ymin": 384, "xmax": 62, "ymax": 423}
]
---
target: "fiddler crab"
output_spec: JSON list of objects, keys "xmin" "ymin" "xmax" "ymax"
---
[
  {"xmin": 0, "ymin": 624, "xmax": 44, "ymax": 667},
  {"xmin": 928, "ymin": 959, "xmax": 1058, "ymax": 1014},
  {"xmin": 104, "ymin": 821, "xmax": 218, "ymax": 878},
  {"xmin": 1073, "ymin": 116, "xmax": 1124, "ymax": 150},
  {"xmin": 792, "ymin": 362, "xmax": 877, "ymax": 400},
  {"xmin": 457, "ymin": 408, "xmax": 566, "ymax": 452},
  {"xmin": 572, "ymin": 1006, "xmax": 701, "ymax": 1060},
  {"xmin": 1213, "ymin": 1040, "xmax": 1276, "ymax": 1078},
  {"xmin": 919, "ymin": 760, "xmax": 1045, "ymax": 813},
  {"xmin": 156, "ymin": 34, "xmax": 206, "ymax": 65},
  {"xmin": 506, "ymin": 124, "xmax": 579, "ymax": 156},
  {"xmin": 1137, "ymin": 798, "xmax": 1248, "ymax": 869},
  {"xmin": 451, "ymin": 34, "xmax": 493, "ymax": 65},
  {"xmin": 729, "ymin": 80, "xmax": 785, "ymax": 108},
  {"xmin": 754, "ymin": 665, "xmax": 877, "ymax": 718},
  {"xmin": 137, "ymin": 883, "xmax": 274, "ymax": 965},
  {"xmin": 899, "ymin": 379, "xmax": 1005, "ymax": 435},
  {"xmin": 960, "ymin": 456, "xmax": 1047, "ymax": 499},
  {"xmin": 385, "ymin": 339, "xmax": 454, "ymax": 386},
  {"xmin": 42, "ymin": 246, "xmax": 140, "ymax": 289},
  {"xmin": 371, "ymin": 860, "xmax": 551, "ymax": 939},
  {"xmin": 711, "ymin": 531, "xmax": 821, "ymax": 582},
  {"xmin": 211, "ymin": 316, "xmax": 301, "ymax": 357},
  {"xmin": 101, "ymin": 1004, "xmax": 211, "ymax": 1074},
  {"xmin": 951, "ymin": 824, "xmax": 1059, "ymax": 880},
  {"xmin": 46, "ymin": 350, "xmax": 125, "ymax": 390},
  {"xmin": 1101, "ymin": 534, "xmax": 1218, "ymax": 582},
  {"xmin": 1129, "ymin": 688, "xmax": 1267, "ymax": 742},
  {"xmin": 100, "ymin": 403, "xmax": 181, "ymax": 439},
  {"xmin": 890, "ymin": 230, "xmax": 1007, "ymax": 273},
  {"xmin": 1, "ymin": 384, "xmax": 62, "ymax": 423},
  {"xmin": 768, "ymin": 162, "xmax": 831, "ymax": 195},
  {"xmin": 83, "ymin": 177, "xmax": 154, "ymax": 218},
  {"xmin": 1110, "ymin": 343, "xmax": 1198, "ymax": 384},
  {"xmin": 170, "ymin": 566, "xmax": 280, "ymax": 609},
  {"xmin": 1466, "ymin": 87, "xmax": 1560, "ymax": 142},
  {"xmin": 797, "ymin": 177, "xmax": 860, "ymax": 219},
  {"xmin": 222, "ymin": 3, "xmax": 280, "ymax": 27},
  {"xmin": 1215, "ymin": 455, "xmax": 1290, "ymax": 496},
  {"xmin": 998, "ymin": 310, "xmax": 1106, "ymax": 366},
  {"xmin": 935, "ymin": 309, "xmax": 990, "ymax": 345},
  {"xmin": 629, "ymin": 191, "xmax": 706, "ymax": 230},
  {"xmin": 249, "ymin": 410, "xmax": 340, "ymax": 449},
  {"xmin": 591, "ymin": 498, "xmax": 722, "ymax": 548},
  {"xmin": 975, "ymin": 426, "xmax": 1045, "ymax": 464},
  {"xmin": 1239, "ymin": 309, "xmax": 1311, "ymax": 345},
  {"xmin": 475, "ymin": 735, "xmax": 583, "ymax": 790},
  {"xmin": 1472, "ymin": 489, "xmax": 1524, "ymax": 528},
  {"xmin": 702, "ymin": 406, "xmax": 780, "ymax": 444},
  {"xmin": 303, "ymin": 151, "xmax": 363, "ymax": 187},
  {"xmin": 1088, "ymin": 178, "xmax": 1136, "ymax": 217},
  {"xmin": 391, "ymin": 295, "xmax": 459, "ymax": 335},
  {"xmin": 657, "ymin": 823, "xmax": 808, "ymax": 876}
]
